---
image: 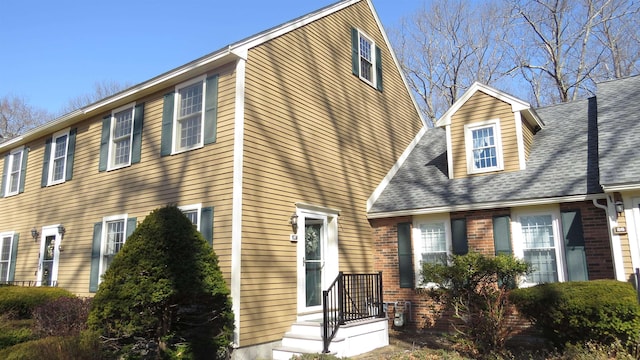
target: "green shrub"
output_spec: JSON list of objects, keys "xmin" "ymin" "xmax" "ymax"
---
[
  {"xmin": 0, "ymin": 286, "xmax": 75, "ymax": 319},
  {"xmin": 0, "ymin": 333, "xmax": 106, "ymax": 360},
  {"xmin": 88, "ymin": 205, "xmax": 234, "ymax": 360},
  {"xmin": 510, "ymin": 280, "xmax": 640, "ymax": 348},
  {"xmin": 0, "ymin": 314, "xmax": 33, "ymax": 350},
  {"xmin": 32, "ymin": 296, "xmax": 92, "ymax": 337}
]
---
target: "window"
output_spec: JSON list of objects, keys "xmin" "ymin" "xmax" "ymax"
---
[
  {"xmin": 464, "ymin": 120, "xmax": 504, "ymax": 174},
  {"xmin": 2, "ymin": 147, "xmax": 27, "ymax": 197},
  {"xmin": 0, "ymin": 232, "xmax": 16, "ymax": 282},
  {"xmin": 89, "ymin": 215, "xmax": 136, "ymax": 292},
  {"xmin": 161, "ymin": 75, "xmax": 219, "ymax": 156},
  {"xmin": 179, "ymin": 204, "xmax": 202, "ymax": 231},
  {"xmin": 41, "ymin": 128, "xmax": 76, "ymax": 186},
  {"xmin": 412, "ymin": 214, "xmax": 451, "ymax": 286},
  {"xmin": 512, "ymin": 207, "xmax": 565, "ymax": 287},
  {"xmin": 351, "ymin": 28, "xmax": 383, "ymax": 91},
  {"xmin": 99, "ymin": 103, "xmax": 143, "ymax": 172}
]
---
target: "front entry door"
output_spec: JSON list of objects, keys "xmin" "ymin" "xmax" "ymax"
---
[
  {"xmin": 37, "ymin": 226, "xmax": 61, "ymax": 286},
  {"xmin": 296, "ymin": 207, "xmax": 339, "ymax": 315}
]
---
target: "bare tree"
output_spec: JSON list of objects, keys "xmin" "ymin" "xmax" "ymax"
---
[
  {"xmin": 60, "ymin": 80, "xmax": 132, "ymax": 114},
  {"xmin": 391, "ymin": 0, "xmax": 511, "ymax": 125},
  {"xmin": 0, "ymin": 95, "xmax": 53, "ymax": 141}
]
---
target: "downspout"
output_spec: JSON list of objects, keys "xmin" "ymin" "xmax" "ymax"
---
[{"xmin": 593, "ymin": 197, "xmax": 626, "ymax": 281}]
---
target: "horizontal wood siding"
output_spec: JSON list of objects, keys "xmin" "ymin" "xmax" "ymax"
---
[
  {"xmin": 0, "ymin": 62, "xmax": 237, "ymax": 296},
  {"xmin": 450, "ymin": 92, "xmax": 518, "ymax": 178},
  {"xmin": 522, "ymin": 120, "xmax": 535, "ymax": 161},
  {"xmin": 239, "ymin": 1, "xmax": 422, "ymax": 346}
]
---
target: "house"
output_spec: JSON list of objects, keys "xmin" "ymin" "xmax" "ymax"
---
[
  {"xmin": 0, "ymin": 0, "xmax": 425, "ymax": 358},
  {"xmin": 368, "ymin": 75, "xmax": 640, "ymax": 330}
]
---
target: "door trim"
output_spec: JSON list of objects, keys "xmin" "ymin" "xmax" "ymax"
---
[{"xmin": 36, "ymin": 225, "xmax": 62, "ymax": 286}]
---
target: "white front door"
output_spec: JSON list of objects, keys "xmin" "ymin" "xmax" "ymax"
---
[
  {"xmin": 37, "ymin": 225, "xmax": 62, "ymax": 286},
  {"xmin": 296, "ymin": 207, "xmax": 339, "ymax": 315}
]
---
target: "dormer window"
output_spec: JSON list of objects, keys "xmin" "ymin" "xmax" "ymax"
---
[{"xmin": 464, "ymin": 119, "xmax": 504, "ymax": 174}]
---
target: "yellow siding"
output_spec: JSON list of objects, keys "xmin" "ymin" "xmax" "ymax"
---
[
  {"xmin": 450, "ymin": 92, "xmax": 518, "ymax": 178},
  {"xmin": 522, "ymin": 120, "xmax": 534, "ymax": 160},
  {"xmin": 0, "ymin": 63, "xmax": 238, "ymax": 296},
  {"xmin": 238, "ymin": 0, "xmax": 422, "ymax": 346}
]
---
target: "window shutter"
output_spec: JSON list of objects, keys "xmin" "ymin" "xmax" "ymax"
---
[
  {"xmin": 451, "ymin": 218, "xmax": 468, "ymax": 255},
  {"xmin": 41, "ymin": 137, "xmax": 52, "ymax": 187},
  {"xmin": 161, "ymin": 92, "xmax": 175, "ymax": 156},
  {"xmin": 1, "ymin": 155, "xmax": 8, "ymax": 197},
  {"xmin": 126, "ymin": 218, "xmax": 137, "ymax": 239},
  {"xmin": 375, "ymin": 46, "xmax": 383, "ymax": 92},
  {"xmin": 200, "ymin": 207, "xmax": 214, "ymax": 246},
  {"xmin": 351, "ymin": 27, "xmax": 359, "ymax": 76},
  {"xmin": 65, "ymin": 128, "xmax": 77, "ymax": 181},
  {"xmin": 89, "ymin": 222, "xmax": 103, "ymax": 293},
  {"xmin": 131, "ymin": 104, "xmax": 144, "ymax": 164},
  {"xmin": 204, "ymin": 75, "xmax": 219, "ymax": 145},
  {"xmin": 397, "ymin": 222, "xmax": 413, "ymax": 288},
  {"xmin": 99, "ymin": 116, "xmax": 110, "ymax": 172},
  {"xmin": 561, "ymin": 210, "xmax": 588, "ymax": 281},
  {"xmin": 8, "ymin": 233, "xmax": 19, "ymax": 282},
  {"xmin": 493, "ymin": 216, "xmax": 512, "ymax": 255},
  {"xmin": 18, "ymin": 149, "xmax": 28, "ymax": 194}
]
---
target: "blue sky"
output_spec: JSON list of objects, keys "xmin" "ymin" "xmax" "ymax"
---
[{"xmin": 0, "ymin": 0, "xmax": 417, "ymax": 115}]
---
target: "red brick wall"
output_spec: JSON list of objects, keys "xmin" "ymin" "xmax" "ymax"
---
[{"xmin": 371, "ymin": 201, "xmax": 614, "ymax": 331}]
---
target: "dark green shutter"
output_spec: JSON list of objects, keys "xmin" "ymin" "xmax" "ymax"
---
[
  {"xmin": 375, "ymin": 46, "xmax": 383, "ymax": 92},
  {"xmin": 89, "ymin": 222, "xmax": 103, "ymax": 292},
  {"xmin": 132, "ymin": 104, "xmax": 144, "ymax": 164},
  {"xmin": 493, "ymin": 216, "xmax": 512, "ymax": 255},
  {"xmin": 8, "ymin": 233, "xmax": 19, "ymax": 282},
  {"xmin": 204, "ymin": 75, "xmax": 219, "ymax": 145},
  {"xmin": 161, "ymin": 92, "xmax": 175, "ymax": 156},
  {"xmin": 351, "ymin": 27, "xmax": 359, "ymax": 76},
  {"xmin": 126, "ymin": 218, "xmax": 137, "ymax": 239},
  {"xmin": 99, "ymin": 116, "xmax": 110, "ymax": 172},
  {"xmin": 18, "ymin": 149, "xmax": 27, "ymax": 194},
  {"xmin": 397, "ymin": 222, "xmax": 413, "ymax": 288},
  {"xmin": 65, "ymin": 128, "xmax": 76, "ymax": 180},
  {"xmin": 561, "ymin": 210, "xmax": 588, "ymax": 281},
  {"xmin": 41, "ymin": 138, "xmax": 52, "ymax": 187},
  {"xmin": 1, "ymin": 155, "xmax": 8, "ymax": 197},
  {"xmin": 451, "ymin": 218, "xmax": 468, "ymax": 255},
  {"xmin": 200, "ymin": 207, "xmax": 214, "ymax": 246}
]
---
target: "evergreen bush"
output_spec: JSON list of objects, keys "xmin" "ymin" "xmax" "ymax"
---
[
  {"xmin": 510, "ymin": 280, "xmax": 640, "ymax": 348},
  {"xmin": 0, "ymin": 286, "xmax": 74, "ymax": 319},
  {"xmin": 88, "ymin": 205, "xmax": 234, "ymax": 359}
]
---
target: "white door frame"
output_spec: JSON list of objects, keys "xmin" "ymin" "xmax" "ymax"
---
[
  {"xmin": 36, "ymin": 225, "xmax": 62, "ymax": 286},
  {"xmin": 295, "ymin": 204, "xmax": 339, "ymax": 317}
]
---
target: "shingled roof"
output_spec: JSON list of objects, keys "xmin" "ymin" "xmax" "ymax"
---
[{"xmin": 368, "ymin": 82, "xmax": 610, "ymax": 216}]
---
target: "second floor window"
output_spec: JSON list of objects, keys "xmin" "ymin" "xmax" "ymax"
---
[
  {"xmin": 42, "ymin": 128, "xmax": 76, "ymax": 187},
  {"xmin": 2, "ymin": 147, "xmax": 26, "ymax": 197},
  {"xmin": 351, "ymin": 28, "xmax": 383, "ymax": 91},
  {"xmin": 176, "ymin": 80, "xmax": 204, "ymax": 151},
  {"xmin": 111, "ymin": 106, "xmax": 134, "ymax": 167},
  {"xmin": 49, "ymin": 131, "xmax": 68, "ymax": 184},
  {"xmin": 464, "ymin": 120, "xmax": 504, "ymax": 174}
]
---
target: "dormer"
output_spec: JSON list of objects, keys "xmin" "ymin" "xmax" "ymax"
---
[{"xmin": 435, "ymin": 82, "xmax": 543, "ymax": 179}]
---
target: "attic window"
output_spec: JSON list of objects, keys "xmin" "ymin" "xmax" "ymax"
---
[
  {"xmin": 351, "ymin": 28, "xmax": 383, "ymax": 91},
  {"xmin": 464, "ymin": 119, "xmax": 504, "ymax": 174}
]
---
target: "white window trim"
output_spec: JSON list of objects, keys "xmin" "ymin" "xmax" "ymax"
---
[
  {"xmin": 356, "ymin": 29, "xmax": 377, "ymax": 88},
  {"xmin": 412, "ymin": 213, "xmax": 451, "ymax": 288},
  {"xmin": 4, "ymin": 146, "xmax": 25, "ymax": 197},
  {"xmin": 98, "ymin": 214, "xmax": 128, "ymax": 281},
  {"xmin": 172, "ymin": 75, "xmax": 207, "ymax": 155},
  {"xmin": 179, "ymin": 203, "xmax": 202, "ymax": 231},
  {"xmin": 47, "ymin": 128, "xmax": 70, "ymax": 186},
  {"xmin": 0, "ymin": 231, "xmax": 15, "ymax": 282},
  {"xmin": 464, "ymin": 119, "xmax": 504, "ymax": 174},
  {"xmin": 511, "ymin": 205, "xmax": 566, "ymax": 287},
  {"xmin": 107, "ymin": 102, "xmax": 136, "ymax": 171}
]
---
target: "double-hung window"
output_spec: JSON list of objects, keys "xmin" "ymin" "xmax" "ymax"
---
[
  {"xmin": 512, "ymin": 207, "xmax": 565, "ymax": 286},
  {"xmin": 2, "ymin": 147, "xmax": 27, "ymax": 197},
  {"xmin": 89, "ymin": 215, "xmax": 136, "ymax": 292},
  {"xmin": 0, "ymin": 232, "xmax": 15, "ymax": 282},
  {"xmin": 99, "ymin": 103, "xmax": 143, "ymax": 172},
  {"xmin": 464, "ymin": 120, "xmax": 504, "ymax": 174},
  {"xmin": 160, "ymin": 75, "xmax": 219, "ymax": 156},
  {"xmin": 42, "ymin": 128, "xmax": 76, "ymax": 186},
  {"xmin": 179, "ymin": 204, "xmax": 201, "ymax": 231},
  {"xmin": 351, "ymin": 28, "xmax": 383, "ymax": 91},
  {"xmin": 412, "ymin": 215, "xmax": 451, "ymax": 286}
]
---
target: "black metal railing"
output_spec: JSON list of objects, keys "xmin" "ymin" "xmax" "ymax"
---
[
  {"xmin": 322, "ymin": 272, "xmax": 383, "ymax": 353},
  {"xmin": 0, "ymin": 280, "xmax": 58, "ymax": 287}
]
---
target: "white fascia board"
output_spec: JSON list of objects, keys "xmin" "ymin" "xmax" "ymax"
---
[
  {"xmin": 367, "ymin": 194, "xmax": 606, "ymax": 219},
  {"xmin": 602, "ymin": 183, "xmax": 640, "ymax": 192},
  {"xmin": 366, "ymin": 126, "xmax": 427, "ymax": 212}
]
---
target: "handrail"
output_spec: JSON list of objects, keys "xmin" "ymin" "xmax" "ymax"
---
[{"xmin": 322, "ymin": 272, "xmax": 383, "ymax": 353}]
